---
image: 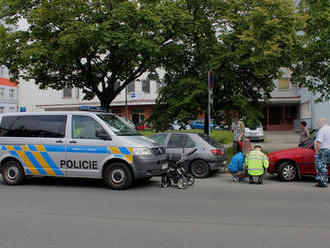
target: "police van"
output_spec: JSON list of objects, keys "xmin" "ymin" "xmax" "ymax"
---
[{"xmin": 0, "ymin": 112, "xmax": 168, "ymax": 189}]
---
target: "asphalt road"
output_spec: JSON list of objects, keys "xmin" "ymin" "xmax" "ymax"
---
[{"xmin": 0, "ymin": 173, "xmax": 329, "ymax": 248}]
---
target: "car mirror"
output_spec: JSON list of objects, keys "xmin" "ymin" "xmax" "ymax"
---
[{"xmin": 95, "ymin": 129, "xmax": 112, "ymax": 140}]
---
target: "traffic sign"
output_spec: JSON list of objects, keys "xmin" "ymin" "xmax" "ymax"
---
[{"xmin": 208, "ymin": 70, "xmax": 215, "ymax": 89}]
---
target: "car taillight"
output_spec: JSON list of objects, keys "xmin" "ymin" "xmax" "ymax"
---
[{"xmin": 211, "ymin": 149, "xmax": 223, "ymax": 156}]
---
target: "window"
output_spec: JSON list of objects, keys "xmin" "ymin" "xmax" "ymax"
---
[
  {"xmin": 142, "ymin": 79, "xmax": 150, "ymax": 93},
  {"xmin": 301, "ymin": 102, "xmax": 311, "ymax": 119},
  {"xmin": 167, "ymin": 134, "xmax": 195, "ymax": 148},
  {"xmin": 127, "ymin": 81, "xmax": 135, "ymax": 93},
  {"xmin": 9, "ymin": 107, "xmax": 16, "ymax": 112},
  {"xmin": 278, "ymin": 79, "xmax": 290, "ymax": 90},
  {"xmin": 9, "ymin": 89, "xmax": 15, "ymax": 99},
  {"xmin": 0, "ymin": 88, "xmax": 4, "ymax": 99},
  {"xmin": 63, "ymin": 87, "xmax": 72, "ymax": 98},
  {"xmin": 151, "ymin": 134, "xmax": 168, "ymax": 146},
  {"xmin": 98, "ymin": 114, "xmax": 140, "ymax": 136},
  {"xmin": 198, "ymin": 133, "xmax": 222, "ymax": 147},
  {"xmin": 0, "ymin": 115, "xmax": 67, "ymax": 138},
  {"xmin": 0, "ymin": 107, "xmax": 4, "ymax": 114},
  {"xmin": 72, "ymin": 115, "xmax": 106, "ymax": 140},
  {"xmin": 0, "ymin": 66, "xmax": 4, "ymax": 76},
  {"xmin": 75, "ymin": 88, "xmax": 80, "ymax": 99}
]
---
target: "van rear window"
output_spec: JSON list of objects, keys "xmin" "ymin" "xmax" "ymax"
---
[{"xmin": 0, "ymin": 115, "xmax": 67, "ymax": 138}]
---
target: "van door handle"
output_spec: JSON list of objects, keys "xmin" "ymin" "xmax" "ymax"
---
[
  {"xmin": 56, "ymin": 140, "xmax": 63, "ymax": 143},
  {"xmin": 69, "ymin": 140, "xmax": 77, "ymax": 144}
]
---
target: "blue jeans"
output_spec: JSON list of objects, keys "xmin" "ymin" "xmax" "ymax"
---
[{"xmin": 315, "ymin": 149, "xmax": 330, "ymax": 186}]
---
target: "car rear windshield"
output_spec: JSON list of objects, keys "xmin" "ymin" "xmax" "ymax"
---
[
  {"xmin": 97, "ymin": 114, "xmax": 140, "ymax": 136},
  {"xmin": 198, "ymin": 133, "xmax": 222, "ymax": 147}
]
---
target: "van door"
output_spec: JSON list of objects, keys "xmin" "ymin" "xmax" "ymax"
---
[
  {"xmin": 66, "ymin": 115, "xmax": 111, "ymax": 178},
  {"xmin": 0, "ymin": 115, "xmax": 67, "ymax": 176}
]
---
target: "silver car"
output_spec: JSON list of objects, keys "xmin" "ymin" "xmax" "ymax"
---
[
  {"xmin": 0, "ymin": 112, "xmax": 167, "ymax": 189},
  {"xmin": 151, "ymin": 132, "xmax": 227, "ymax": 178}
]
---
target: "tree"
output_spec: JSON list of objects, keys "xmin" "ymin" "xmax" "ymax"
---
[
  {"xmin": 0, "ymin": 0, "xmax": 189, "ymax": 110},
  {"xmin": 150, "ymin": 0, "xmax": 301, "ymax": 132},
  {"xmin": 291, "ymin": 0, "xmax": 330, "ymax": 101}
]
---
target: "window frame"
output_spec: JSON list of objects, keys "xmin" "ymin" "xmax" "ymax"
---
[
  {"xmin": 0, "ymin": 115, "xmax": 67, "ymax": 138},
  {"xmin": 71, "ymin": 115, "xmax": 108, "ymax": 140},
  {"xmin": 167, "ymin": 134, "xmax": 196, "ymax": 149}
]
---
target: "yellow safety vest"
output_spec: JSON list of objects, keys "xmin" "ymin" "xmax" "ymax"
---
[{"xmin": 245, "ymin": 150, "xmax": 269, "ymax": 176}]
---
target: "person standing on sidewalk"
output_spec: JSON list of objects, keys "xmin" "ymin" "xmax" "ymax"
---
[
  {"xmin": 299, "ymin": 121, "xmax": 311, "ymax": 147},
  {"xmin": 232, "ymin": 116, "xmax": 245, "ymax": 154},
  {"xmin": 315, "ymin": 118, "xmax": 330, "ymax": 188}
]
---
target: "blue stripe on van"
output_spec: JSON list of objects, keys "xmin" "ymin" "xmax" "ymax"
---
[
  {"xmin": 44, "ymin": 145, "xmax": 65, "ymax": 152},
  {"xmin": 13, "ymin": 145, "xmax": 22, "ymax": 151},
  {"xmin": 66, "ymin": 146, "xmax": 108, "ymax": 154},
  {"xmin": 119, "ymin": 147, "xmax": 131, "ymax": 155},
  {"xmin": 40, "ymin": 152, "xmax": 64, "ymax": 176},
  {"xmin": 9, "ymin": 151, "xmax": 32, "ymax": 175},
  {"xmin": 25, "ymin": 152, "xmax": 48, "ymax": 175},
  {"xmin": 28, "ymin": 145, "xmax": 38, "ymax": 151}
]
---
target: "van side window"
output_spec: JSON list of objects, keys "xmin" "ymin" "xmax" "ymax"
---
[
  {"xmin": 72, "ymin": 115, "xmax": 106, "ymax": 140},
  {"xmin": 0, "ymin": 115, "xmax": 67, "ymax": 138}
]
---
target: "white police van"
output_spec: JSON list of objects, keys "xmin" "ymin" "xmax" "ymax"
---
[{"xmin": 0, "ymin": 111, "xmax": 168, "ymax": 189}]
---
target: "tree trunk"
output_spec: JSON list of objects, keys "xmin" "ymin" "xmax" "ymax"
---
[
  {"xmin": 100, "ymin": 96, "xmax": 111, "ymax": 112},
  {"xmin": 204, "ymin": 112, "xmax": 209, "ymax": 135}
]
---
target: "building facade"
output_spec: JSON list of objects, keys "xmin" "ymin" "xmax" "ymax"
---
[
  {"xmin": 18, "ymin": 71, "xmax": 165, "ymax": 127},
  {"xmin": 0, "ymin": 78, "xmax": 19, "ymax": 114}
]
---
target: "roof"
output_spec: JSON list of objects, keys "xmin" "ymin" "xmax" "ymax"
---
[{"xmin": 0, "ymin": 78, "xmax": 18, "ymax": 87}]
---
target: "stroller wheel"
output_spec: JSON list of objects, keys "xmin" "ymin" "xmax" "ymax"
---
[
  {"xmin": 187, "ymin": 176, "xmax": 195, "ymax": 186},
  {"xmin": 177, "ymin": 178, "xmax": 188, "ymax": 189},
  {"xmin": 161, "ymin": 175, "xmax": 171, "ymax": 188}
]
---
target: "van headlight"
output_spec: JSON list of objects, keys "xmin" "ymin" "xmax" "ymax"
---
[{"xmin": 132, "ymin": 147, "xmax": 153, "ymax": 155}]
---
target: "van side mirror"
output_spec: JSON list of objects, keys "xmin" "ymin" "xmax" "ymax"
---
[{"xmin": 95, "ymin": 129, "xmax": 112, "ymax": 140}]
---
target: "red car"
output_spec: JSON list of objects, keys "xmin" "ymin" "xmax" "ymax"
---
[{"xmin": 267, "ymin": 143, "xmax": 330, "ymax": 181}]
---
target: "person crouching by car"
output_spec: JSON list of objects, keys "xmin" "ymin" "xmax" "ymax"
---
[
  {"xmin": 245, "ymin": 145, "xmax": 269, "ymax": 184},
  {"xmin": 299, "ymin": 121, "xmax": 311, "ymax": 147},
  {"xmin": 228, "ymin": 150, "xmax": 248, "ymax": 183}
]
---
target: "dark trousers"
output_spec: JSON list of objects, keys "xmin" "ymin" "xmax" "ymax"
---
[{"xmin": 233, "ymin": 141, "xmax": 241, "ymax": 154}]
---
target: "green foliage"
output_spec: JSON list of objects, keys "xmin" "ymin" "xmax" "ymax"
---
[
  {"xmin": 0, "ymin": 0, "xmax": 190, "ymax": 108},
  {"xmin": 150, "ymin": 0, "xmax": 300, "ymax": 130},
  {"xmin": 291, "ymin": 0, "xmax": 330, "ymax": 102}
]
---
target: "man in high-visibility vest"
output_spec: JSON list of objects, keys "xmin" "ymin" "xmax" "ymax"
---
[{"xmin": 245, "ymin": 145, "xmax": 269, "ymax": 184}]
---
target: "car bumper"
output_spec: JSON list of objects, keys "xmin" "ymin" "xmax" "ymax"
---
[
  {"xmin": 246, "ymin": 135, "xmax": 264, "ymax": 141},
  {"xmin": 133, "ymin": 154, "xmax": 168, "ymax": 178},
  {"xmin": 207, "ymin": 156, "xmax": 228, "ymax": 170}
]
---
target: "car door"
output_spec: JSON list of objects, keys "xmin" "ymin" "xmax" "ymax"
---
[
  {"xmin": 299, "ymin": 146, "xmax": 316, "ymax": 175},
  {"xmin": 166, "ymin": 134, "xmax": 196, "ymax": 162},
  {"xmin": 66, "ymin": 115, "xmax": 111, "ymax": 178}
]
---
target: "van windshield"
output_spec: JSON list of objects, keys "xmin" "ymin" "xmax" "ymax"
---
[{"xmin": 97, "ymin": 114, "xmax": 140, "ymax": 136}]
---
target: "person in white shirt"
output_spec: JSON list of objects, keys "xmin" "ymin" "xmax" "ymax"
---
[{"xmin": 315, "ymin": 118, "xmax": 330, "ymax": 188}]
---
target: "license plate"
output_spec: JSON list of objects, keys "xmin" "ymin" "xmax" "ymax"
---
[{"xmin": 162, "ymin": 163, "xmax": 168, "ymax": 170}]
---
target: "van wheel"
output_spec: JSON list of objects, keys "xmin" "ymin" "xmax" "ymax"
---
[
  {"xmin": 104, "ymin": 162, "xmax": 133, "ymax": 190},
  {"xmin": 2, "ymin": 160, "xmax": 25, "ymax": 185},
  {"xmin": 278, "ymin": 161, "xmax": 297, "ymax": 182},
  {"xmin": 190, "ymin": 160, "xmax": 210, "ymax": 178}
]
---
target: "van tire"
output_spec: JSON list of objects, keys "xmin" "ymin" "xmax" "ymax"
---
[
  {"xmin": 1, "ymin": 160, "xmax": 25, "ymax": 185},
  {"xmin": 104, "ymin": 162, "xmax": 133, "ymax": 190}
]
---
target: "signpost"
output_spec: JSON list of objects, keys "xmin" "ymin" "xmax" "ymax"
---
[{"xmin": 208, "ymin": 70, "xmax": 214, "ymax": 135}]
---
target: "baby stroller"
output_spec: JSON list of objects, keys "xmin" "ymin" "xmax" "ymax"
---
[{"xmin": 161, "ymin": 148, "xmax": 197, "ymax": 189}]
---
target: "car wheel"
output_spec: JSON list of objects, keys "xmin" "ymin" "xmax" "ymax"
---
[
  {"xmin": 104, "ymin": 162, "xmax": 133, "ymax": 189},
  {"xmin": 278, "ymin": 161, "xmax": 298, "ymax": 182},
  {"xmin": 1, "ymin": 160, "xmax": 25, "ymax": 185},
  {"xmin": 190, "ymin": 160, "xmax": 210, "ymax": 178}
]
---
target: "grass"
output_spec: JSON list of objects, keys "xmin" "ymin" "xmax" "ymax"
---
[{"xmin": 139, "ymin": 129, "xmax": 233, "ymax": 144}]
